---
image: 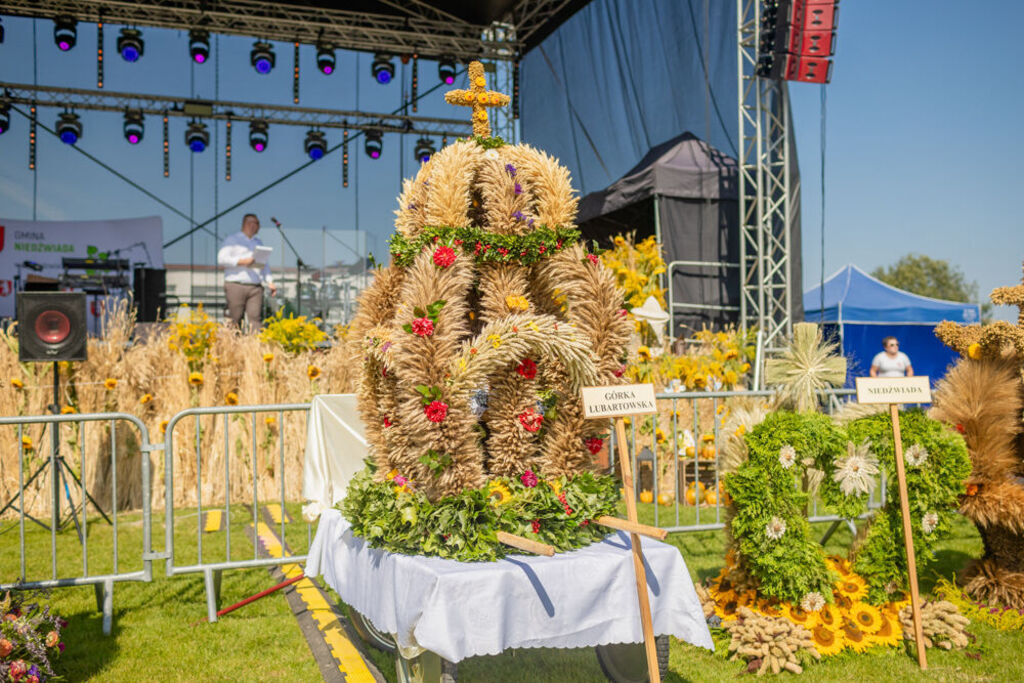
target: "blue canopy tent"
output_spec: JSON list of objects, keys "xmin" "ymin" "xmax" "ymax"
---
[{"xmin": 804, "ymin": 265, "xmax": 981, "ymax": 386}]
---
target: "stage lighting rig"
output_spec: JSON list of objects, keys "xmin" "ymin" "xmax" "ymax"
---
[
  {"xmin": 1, "ymin": 18, "xmax": 5, "ymax": 44},
  {"xmin": 54, "ymin": 16, "xmax": 77, "ymax": 52},
  {"xmin": 251, "ymin": 41, "xmax": 275, "ymax": 74},
  {"xmin": 414, "ymin": 137, "xmax": 436, "ymax": 163},
  {"xmin": 249, "ymin": 120, "xmax": 269, "ymax": 152},
  {"xmin": 316, "ymin": 43, "xmax": 335, "ymax": 75},
  {"xmin": 438, "ymin": 56, "xmax": 456, "ymax": 85},
  {"xmin": 189, "ymin": 29, "xmax": 210, "ymax": 63},
  {"xmin": 185, "ymin": 120, "xmax": 209, "ymax": 152},
  {"xmin": 372, "ymin": 54, "xmax": 394, "ymax": 84},
  {"xmin": 0, "ymin": 101, "xmax": 9, "ymax": 135},
  {"xmin": 56, "ymin": 112, "xmax": 82, "ymax": 145},
  {"xmin": 364, "ymin": 129, "xmax": 383, "ymax": 159},
  {"xmin": 304, "ymin": 130, "xmax": 326, "ymax": 160},
  {"xmin": 117, "ymin": 28, "xmax": 144, "ymax": 62},
  {"xmin": 123, "ymin": 109, "xmax": 144, "ymax": 144}
]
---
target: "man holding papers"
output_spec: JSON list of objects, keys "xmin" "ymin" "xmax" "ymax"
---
[{"xmin": 217, "ymin": 213, "xmax": 278, "ymax": 330}]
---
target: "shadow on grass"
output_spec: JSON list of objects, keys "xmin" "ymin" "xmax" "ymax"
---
[{"xmin": 51, "ymin": 598, "xmax": 122, "ymax": 680}]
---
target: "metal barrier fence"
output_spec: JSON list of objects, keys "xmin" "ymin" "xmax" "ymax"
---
[
  {"xmin": 0, "ymin": 413, "xmax": 155, "ymax": 635},
  {"xmin": 162, "ymin": 404, "xmax": 313, "ymax": 622}
]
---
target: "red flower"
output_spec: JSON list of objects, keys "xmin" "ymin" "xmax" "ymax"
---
[
  {"xmin": 411, "ymin": 316, "xmax": 434, "ymax": 336},
  {"xmin": 613, "ymin": 365, "xmax": 625, "ymax": 378},
  {"xmin": 520, "ymin": 469, "xmax": 539, "ymax": 487},
  {"xmin": 619, "ymin": 308, "xmax": 629, "ymax": 317},
  {"xmin": 516, "ymin": 358, "xmax": 537, "ymax": 379},
  {"xmin": 498, "ymin": 247, "xmax": 509, "ymax": 256},
  {"xmin": 519, "ymin": 409, "xmax": 543, "ymax": 433},
  {"xmin": 955, "ymin": 423, "xmax": 966, "ymax": 434},
  {"xmin": 433, "ymin": 246, "xmax": 456, "ymax": 268},
  {"xmin": 531, "ymin": 519, "xmax": 541, "ymax": 533},
  {"xmin": 556, "ymin": 240, "xmax": 563, "ymax": 249},
  {"xmin": 579, "ymin": 519, "xmax": 590, "ymax": 527},
  {"xmin": 538, "ymin": 245, "xmax": 547, "ymax": 254},
  {"xmin": 383, "ymin": 416, "xmax": 392, "ymax": 428},
  {"xmin": 425, "ymin": 400, "xmax": 448, "ymax": 423},
  {"xmin": 586, "ymin": 253, "xmax": 599, "ymax": 265},
  {"xmin": 454, "ymin": 239, "xmax": 463, "ymax": 245},
  {"xmin": 0, "ymin": 638, "xmax": 12, "ymax": 657},
  {"xmin": 474, "ymin": 241, "xmax": 483, "ymax": 255},
  {"xmin": 585, "ymin": 437, "xmax": 604, "ymax": 455}
]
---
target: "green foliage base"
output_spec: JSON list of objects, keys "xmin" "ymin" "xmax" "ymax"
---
[
  {"xmin": 388, "ymin": 225, "xmax": 581, "ymax": 267},
  {"xmin": 340, "ymin": 465, "xmax": 621, "ymax": 562}
]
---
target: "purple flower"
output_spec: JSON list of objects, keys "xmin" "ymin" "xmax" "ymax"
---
[
  {"xmin": 381, "ymin": 341, "xmax": 392, "ymax": 354},
  {"xmin": 514, "ymin": 182, "xmax": 522, "ymax": 195},
  {"xmin": 527, "ymin": 218, "xmax": 535, "ymax": 227},
  {"xmin": 505, "ymin": 163, "xmax": 517, "ymax": 177},
  {"xmin": 407, "ymin": 203, "xmax": 416, "ymax": 210},
  {"xmin": 512, "ymin": 211, "xmax": 525, "ymax": 222},
  {"xmin": 59, "ymin": 642, "xmax": 65, "ymax": 652},
  {"xmin": 394, "ymin": 475, "xmax": 408, "ymax": 487},
  {"xmin": 520, "ymin": 469, "xmax": 538, "ymax": 487},
  {"xmin": 28, "ymin": 665, "xmax": 40, "ymax": 677}
]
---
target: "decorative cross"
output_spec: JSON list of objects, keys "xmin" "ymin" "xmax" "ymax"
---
[{"xmin": 444, "ymin": 61, "xmax": 510, "ymax": 139}]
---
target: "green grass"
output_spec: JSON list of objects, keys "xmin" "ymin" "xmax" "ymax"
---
[{"xmin": 3, "ymin": 504, "xmax": 1023, "ymax": 681}]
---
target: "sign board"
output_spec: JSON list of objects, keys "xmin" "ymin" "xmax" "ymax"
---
[
  {"xmin": 581, "ymin": 383, "xmax": 657, "ymax": 418},
  {"xmin": 855, "ymin": 376, "xmax": 932, "ymax": 405}
]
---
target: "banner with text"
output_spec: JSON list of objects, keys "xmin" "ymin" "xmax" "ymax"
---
[{"xmin": 0, "ymin": 216, "xmax": 164, "ymax": 322}]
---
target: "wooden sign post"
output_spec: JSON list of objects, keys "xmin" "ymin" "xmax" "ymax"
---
[
  {"xmin": 855, "ymin": 376, "xmax": 932, "ymax": 670},
  {"xmin": 582, "ymin": 383, "xmax": 661, "ymax": 683}
]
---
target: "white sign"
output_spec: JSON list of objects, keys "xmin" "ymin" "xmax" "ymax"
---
[
  {"xmin": 0, "ymin": 217, "xmax": 164, "ymax": 322},
  {"xmin": 581, "ymin": 383, "xmax": 658, "ymax": 418},
  {"xmin": 855, "ymin": 376, "xmax": 932, "ymax": 405}
]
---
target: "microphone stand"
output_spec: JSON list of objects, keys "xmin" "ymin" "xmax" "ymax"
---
[{"xmin": 270, "ymin": 217, "xmax": 309, "ymax": 317}]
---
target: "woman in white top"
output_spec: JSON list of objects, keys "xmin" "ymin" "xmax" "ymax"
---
[{"xmin": 869, "ymin": 336, "xmax": 914, "ymax": 377}]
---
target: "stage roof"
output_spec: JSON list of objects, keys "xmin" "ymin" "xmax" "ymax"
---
[{"xmin": 0, "ymin": 0, "xmax": 593, "ymax": 60}]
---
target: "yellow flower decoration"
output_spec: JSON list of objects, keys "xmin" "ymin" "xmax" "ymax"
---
[
  {"xmin": 755, "ymin": 599, "xmax": 784, "ymax": 618},
  {"xmin": 547, "ymin": 478, "xmax": 563, "ymax": 496},
  {"xmin": 464, "ymin": 92, "xmax": 475, "ymax": 103},
  {"xmin": 655, "ymin": 428, "xmax": 667, "ymax": 443},
  {"xmin": 263, "ymin": 352, "xmax": 274, "ymax": 363},
  {"xmin": 817, "ymin": 603, "xmax": 842, "ymax": 630},
  {"xmin": 188, "ymin": 372, "xmax": 204, "ymax": 387},
  {"xmin": 825, "ymin": 555, "xmax": 852, "ymax": 577},
  {"xmin": 867, "ymin": 611, "xmax": 902, "ymax": 647},
  {"xmin": 307, "ymin": 365, "xmax": 322, "ymax": 380},
  {"xmin": 474, "ymin": 76, "xmax": 486, "ymax": 87},
  {"xmin": 613, "ymin": 235, "xmax": 626, "ymax": 247},
  {"xmin": 225, "ymin": 392, "xmax": 239, "ymax": 406},
  {"xmin": 849, "ymin": 602, "xmax": 883, "ymax": 634},
  {"xmin": 967, "ymin": 342, "xmax": 982, "ymax": 359},
  {"xmin": 385, "ymin": 469, "xmax": 399, "ymax": 481},
  {"xmin": 11, "ymin": 378, "xmax": 24, "ymax": 389},
  {"xmin": 637, "ymin": 346, "xmax": 651, "ymax": 362},
  {"xmin": 835, "ymin": 576, "xmax": 868, "ymax": 602},
  {"xmin": 487, "ymin": 334, "xmax": 502, "ymax": 349},
  {"xmin": 734, "ymin": 424, "xmax": 747, "ymax": 437},
  {"xmin": 104, "ymin": 377, "xmax": 118, "ymax": 390},
  {"xmin": 477, "ymin": 93, "xmax": 489, "ymax": 104},
  {"xmin": 21, "ymin": 435, "xmax": 33, "ymax": 450},
  {"xmin": 701, "ymin": 433, "xmax": 715, "ymax": 442},
  {"xmin": 781, "ymin": 604, "xmax": 820, "ymax": 630},
  {"xmin": 264, "ymin": 416, "xmax": 276, "ymax": 426},
  {"xmin": 60, "ymin": 405, "xmax": 77, "ymax": 414},
  {"xmin": 739, "ymin": 362, "xmax": 751, "ymax": 373},
  {"xmin": 505, "ymin": 295, "xmax": 529, "ymax": 312},
  {"xmin": 840, "ymin": 623, "xmax": 871, "ymax": 653},
  {"xmin": 159, "ymin": 420, "xmax": 169, "ymax": 434},
  {"xmin": 488, "ymin": 481, "xmax": 513, "ymax": 505},
  {"xmin": 810, "ymin": 624, "xmax": 845, "ymax": 656},
  {"xmin": 139, "ymin": 393, "xmax": 153, "ymax": 405}
]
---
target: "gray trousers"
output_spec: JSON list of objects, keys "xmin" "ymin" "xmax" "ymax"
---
[{"xmin": 225, "ymin": 281, "xmax": 263, "ymax": 331}]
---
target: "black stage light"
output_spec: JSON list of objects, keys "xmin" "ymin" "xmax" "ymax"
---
[
  {"xmin": 316, "ymin": 43, "xmax": 335, "ymax": 75},
  {"xmin": 185, "ymin": 120, "xmax": 209, "ymax": 152},
  {"xmin": 117, "ymin": 27, "xmax": 144, "ymax": 62},
  {"xmin": 249, "ymin": 120, "xmax": 269, "ymax": 152},
  {"xmin": 123, "ymin": 109, "xmax": 144, "ymax": 144},
  {"xmin": 0, "ymin": 18, "xmax": 5, "ymax": 44},
  {"xmin": 364, "ymin": 129, "xmax": 383, "ymax": 159},
  {"xmin": 438, "ymin": 56, "xmax": 456, "ymax": 85},
  {"xmin": 0, "ymin": 101, "xmax": 9, "ymax": 136},
  {"xmin": 304, "ymin": 130, "xmax": 326, "ymax": 160},
  {"xmin": 414, "ymin": 137, "xmax": 436, "ymax": 163},
  {"xmin": 189, "ymin": 29, "xmax": 210, "ymax": 63},
  {"xmin": 56, "ymin": 112, "xmax": 82, "ymax": 145},
  {"xmin": 251, "ymin": 41, "xmax": 275, "ymax": 74},
  {"xmin": 54, "ymin": 16, "xmax": 77, "ymax": 52},
  {"xmin": 371, "ymin": 53, "xmax": 394, "ymax": 84}
]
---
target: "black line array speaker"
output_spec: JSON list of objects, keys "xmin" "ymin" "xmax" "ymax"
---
[
  {"xmin": 133, "ymin": 267, "xmax": 167, "ymax": 323},
  {"xmin": 16, "ymin": 292, "xmax": 88, "ymax": 362}
]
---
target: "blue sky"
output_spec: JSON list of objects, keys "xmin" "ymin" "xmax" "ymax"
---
[{"xmin": 1, "ymin": 2, "xmax": 1021, "ymax": 322}]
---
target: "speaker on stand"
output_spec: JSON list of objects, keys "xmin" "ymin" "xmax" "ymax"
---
[{"xmin": 132, "ymin": 267, "xmax": 167, "ymax": 323}]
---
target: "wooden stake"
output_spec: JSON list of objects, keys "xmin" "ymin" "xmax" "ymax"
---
[
  {"xmin": 890, "ymin": 403, "xmax": 927, "ymax": 670},
  {"xmin": 615, "ymin": 417, "xmax": 661, "ymax": 683},
  {"xmin": 595, "ymin": 515, "xmax": 669, "ymax": 541},
  {"xmin": 496, "ymin": 530, "xmax": 555, "ymax": 556}
]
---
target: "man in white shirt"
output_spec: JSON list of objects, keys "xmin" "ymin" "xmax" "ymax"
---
[
  {"xmin": 217, "ymin": 214, "xmax": 277, "ymax": 330},
  {"xmin": 869, "ymin": 336, "xmax": 914, "ymax": 378}
]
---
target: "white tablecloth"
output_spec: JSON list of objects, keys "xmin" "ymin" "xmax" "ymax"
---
[
  {"xmin": 302, "ymin": 394, "xmax": 367, "ymax": 513},
  {"xmin": 306, "ymin": 509, "xmax": 714, "ymax": 662}
]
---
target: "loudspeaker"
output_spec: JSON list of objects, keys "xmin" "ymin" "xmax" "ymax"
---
[
  {"xmin": 133, "ymin": 267, "xmax": 167, "ymax": 323},
  {"xmin": 17, "ymin": 292, "xmax": 88, "ymax": 362}
]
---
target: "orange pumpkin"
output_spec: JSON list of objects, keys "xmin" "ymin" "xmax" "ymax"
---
[
  {"xmin": 684, "ymin": 482, "xmax": 706, "ymax": 506},
  {"xmin": 657, "ymin": 493, "xmax": 673, "ymax": 506},
  {"xmin": 639, "ymin": 490, "xmax": 654, "ymax": 504},
  {"xmin": 704, "ymin": 488, "xmax": 718, "ymax": 506},
  {"xmin": 700, "ymin": 443, "xmax": 716, "ymax": 460}
]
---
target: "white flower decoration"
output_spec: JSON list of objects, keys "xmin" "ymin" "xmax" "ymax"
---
[
  {"xmin": 833, "ymin": 441, "xmax": 880, "ymax": 497},
  {"xmin": 778, "ymin": 444, "xmax": 797, "ymax": 469},
  {"xmin": 922, "ymin": 511, "xmax": 939, "ymax": 534},
  {"xmin": 765, "ymin": 516, "xmax": 787, "ymax": 541},
  {"xmin": 800, "ymin": 591, "xmax": 825, "ymax": 613},
  {"xmin": 484, "ymin": 148, "xmax": 500, "ymax": 160},
  {"xmin": 904, "ymin": 443, "xmax": 929, "ymax": 468}
]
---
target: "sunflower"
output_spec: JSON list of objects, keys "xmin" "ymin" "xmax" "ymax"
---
[
  {"xmin": 60, "ymin": 405, "xmax": 77, "ymax": 414},
  {"xmin": 225, "ymin": 392, "xmax": 239, "ymax": 406},
  {"xmin": 841, "ymin": 623, "xmax": 871, "ymax": 652},
  {"xmin": 488, "ymin": 480, "xmax": 513, "ymax": 505},
  {"xmin": 637, "ymin": 346, "xmax": 652, "ymax": 362},
  {"xmin": 264, "ymin": 416, "xmax": 276, "ymax": 426},
  {"xmin": 307, "ymin": 365, "xmax": 322, "ymax": 380},
  {"xmin": 825, "ymin": 555, "xmax": 852, "ymax": 577},
  {"xmin": 810, "ymin": 625, "xmax": 845, "ymax": 656},
  {"xmin": 159, "ymin": 420, "xmax": 169, "ymax": 434},
  {"xmin": 188, "ymin": 371, "xmax": 204, "ymax": 387},
  {"xmin": 868, "ymin": 611, "xmax": 903, "ymax": 647},
  {"xmin": 835, "ymin": 576, "xmax": 868, "ymax": 602},
  {"xmin": 21, "ymin": 435, "xmax": 33, "ymax": 451},
  {"xmin": 756, "ymin": 598, "xmax": 784, "ymax": 618},
  {"xmin": 782, "ymin": 604, "xmax": 820, "ymax": 630},
  {"xmin": 11, "ymin": 378, "xmax": 24, "ymax": 389},
  {"xmin": 714, "ymin": 595, "xmax": 741, "ymax": 622},
  {"xmin": 735, "ymin": 590, "xmax": 758, "ymax": 608},
  {"xmin": 849, "ymin": 602, "xmax": 883, "ymax": 634},
  {"xmin": 817, "ymin": 604, "xmax": 842, "ymax": 630},
  {"xmin": 104, "ymin": 377, "xmax": 118, "ymax": 390},
  {"xmin": 263, "ymin": 352, "xmax": 274, "ymax": 363},
  {"xmin": 139, "ymin": 393, "xmax": 153, "ymax": 405}
]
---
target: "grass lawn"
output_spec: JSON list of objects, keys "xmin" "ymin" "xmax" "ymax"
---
[{"xmin": 2, "ymin": 502, "xmax": 1022, "ymax": 681}]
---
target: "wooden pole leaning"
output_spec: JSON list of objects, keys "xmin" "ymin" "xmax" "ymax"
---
[
  {"xmin": 615, "ymin": 417, "xmax": 661, "ymax": 683},
  {"xmin": 889, "ymin": 403, "xmax": 927, "ymax": 669},
  {"xmin": 496, "ymin": 531, "xmax": 555, "ymax": 556}
]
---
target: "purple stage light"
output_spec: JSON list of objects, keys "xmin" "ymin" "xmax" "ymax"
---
[
  {"xmin": 127, "ymin": 133, "xmax": 139, "ymax": 144},
  {"xmin": 194, "ymin": 53, "xmax": 206, "ymax": 64},
  {"xmin": 376, "ymin": 71, "xmax": 391, "ymax": 84},
  {"xmin": 253, "ymin": 141, "xmax": 265, "ymax": 152},
  {"xmin": 58, "ymin": 40, "xmax": 71, "ymax": 51},
  {"xmin": 122, "ymin": 46, "xmax": 140, "ymax": 62},
  {"xmin": 370, "ymin": 150, "xmax": 380, "ymax": 159},
  {"xmin": 255, "ymin": 58, "xmax": 272, "ymax": 74},
  {"xmin": 444, "ymin": 76, "xmax": 454, "ymax": 85},
  {"xmin": 322, "ymin": 65, "xmax": 333, "ymax": 75}
]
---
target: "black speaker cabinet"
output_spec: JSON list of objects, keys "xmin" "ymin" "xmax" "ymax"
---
[
  {"xmin": 16, "ymin": 292, "xmax": 88, "ymax": 362},
  {"xmin": 133, "ymin": 267, "xmax": 167, "ymax": 323}
]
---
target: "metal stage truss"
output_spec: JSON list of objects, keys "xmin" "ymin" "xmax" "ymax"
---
[
  {"xmin": 0, "ymin": 82, "xmax": 473, "ymax": 137},
  {"xmin": 736, "ymin": 0, "xmax": 796, "ymax": 352},
  {"xmin": 0, "ymin": 0, "xmax": 586, "ymax": 62}
]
